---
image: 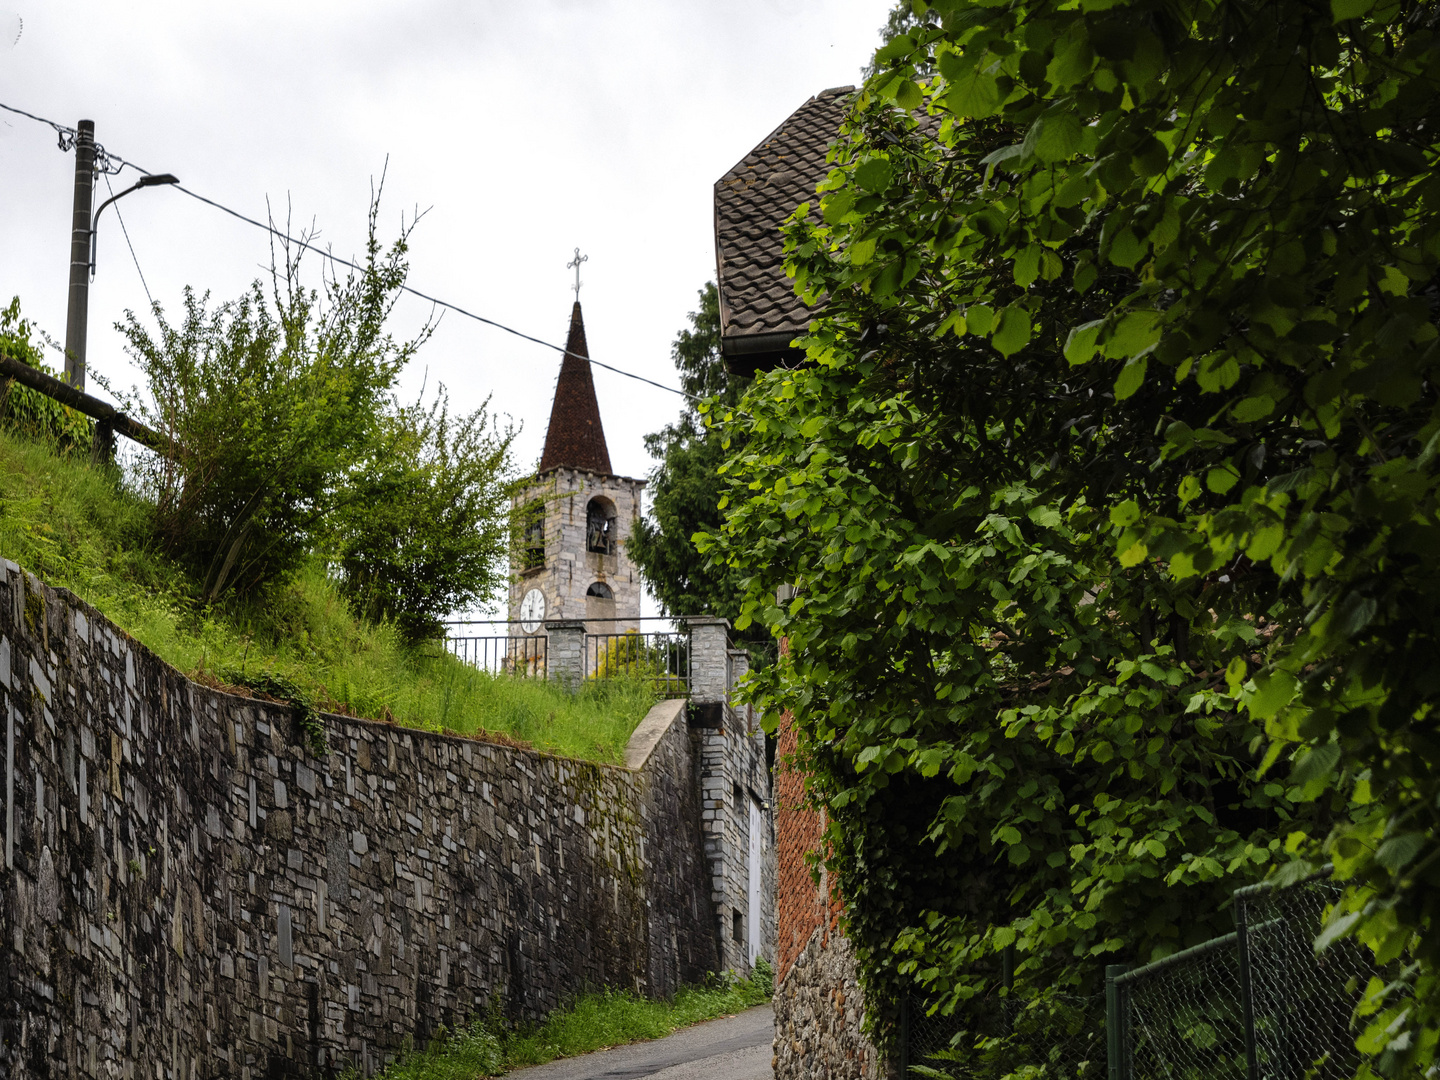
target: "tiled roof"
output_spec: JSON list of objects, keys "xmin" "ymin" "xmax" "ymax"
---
[
  {"xmin": 714, "ymin": 86, "xmax": 854, "ymax": 364},
  {"xmin": 539, "ymin": 302, "xmax": 613, "ymax": 475}
]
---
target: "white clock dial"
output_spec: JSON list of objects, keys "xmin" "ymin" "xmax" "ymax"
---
[{"xmin": 520, "ymin": 588, "xmax": 546, "ymax": 634}]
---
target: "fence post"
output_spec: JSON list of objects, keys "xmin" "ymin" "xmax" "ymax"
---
[
  {"xmin": 1235, "ymin": 892, "xmax": 1261, "ymax": 1080},
  {"xmin": 543, "ymin": 619, "xmax": 585, "ymax": 692},
  {"xmin": 1106, "ymin": 964, "xmax": 1130, "ymax": 1080},
  {"xmin": 898, "ymin": 995, "xmax": 910, "ymax": 1078},
  {"xmin": 687, "ymin": 617, "xmax": 731, "ymax": 710}
]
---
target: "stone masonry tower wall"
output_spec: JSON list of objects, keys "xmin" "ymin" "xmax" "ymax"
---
[{"xmin": 508, "ymin": 467, "xmax": 644, "ymax": 633}]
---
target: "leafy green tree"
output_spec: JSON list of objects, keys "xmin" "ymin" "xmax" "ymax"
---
[
  {"xmin": 117, "ymin": 196, "xmax": 427, "ymax": 601},
  {"xmin": 331, "ymin": 387, "xmax": 516, "ymax": 643},
  {"xmin": 704, "ymin": 0, "xmax": 1440, "ymax": 1070},
  {"xmin": 629, "ymin": 283, "xmax": 757, "ymax": 630}
]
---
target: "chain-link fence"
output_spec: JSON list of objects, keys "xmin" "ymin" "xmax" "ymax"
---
[
  {"xmin": 1238, "ymin": 876, "xmax": 1380, "ymax": 1080},
  {"xmin": 899, "ymin": 871, "xmax": 1384, "ymax": 1080}
]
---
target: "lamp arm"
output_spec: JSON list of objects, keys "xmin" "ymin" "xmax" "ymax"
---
[{"xmin": 88, "ymin": 181, "xmax": 143, "ymax": 276}]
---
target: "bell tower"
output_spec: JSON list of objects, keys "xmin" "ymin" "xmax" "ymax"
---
[{"xmin": 509, "ymin": 295, "xmax": 644, "ymax": 638}]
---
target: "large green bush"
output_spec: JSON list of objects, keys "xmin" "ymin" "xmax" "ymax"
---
[
  {"xmin": 706, "ymin": 0, "xmax": 1440, "ymax": 1072},
  {"xmin": 116, "ymin": 197, "xmax": 425, "ymax": 602},
  {"xmin": 331, "ymin": 388, "xmax": 516, "ymax": 642}
]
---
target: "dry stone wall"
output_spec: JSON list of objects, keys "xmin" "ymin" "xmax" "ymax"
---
[
  {"xmin": 0, "ymin": 563, "xmax": 719, "ymax": 1078},
  {"xmin": 772, "ymin": 929, "xmax": 882, "ymax": 1080}
]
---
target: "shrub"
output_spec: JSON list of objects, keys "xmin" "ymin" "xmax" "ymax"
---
[
  {"xmin": 115, "ymin": 194, "xmax": 426, "ymax": 601},
  {"xmin": 331, "ymin": 387, "xmax": 516, "ymax": 643},
  {"xmin": 0, "ymin": 297, "xmax": 93, "ymax": 452}
]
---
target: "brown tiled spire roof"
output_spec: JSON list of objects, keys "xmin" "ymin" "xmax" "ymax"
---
[
  {"xmin": 714, "ymin": 86, "xmax": 854, "ymax": 372},
  {"xmin": 539, "ymin": 301, "xmax": 612, "ymax": 475}
]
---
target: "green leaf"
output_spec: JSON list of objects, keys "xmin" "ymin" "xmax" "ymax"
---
[
  {"xmin": 1247, "ymin": 671, "xmax": 1296, "ymax": 720},
  {"xmin": 1013, "ymin": 245, "xmax": 1042, "ymax": 288},
  {"xmin": 1374, "ymin": 833, "xmax": 1427, "ymax": 873},
  {"xmin": 894, "ymin": 79, "xmax": 924, "ymax": 111},
  {"xmin": 1225, "ymin": 656, "xmax": 1248, "ymax": 695},
  {"xmin": 1030, "ymin": 110, "xmax": 1083, "ymax": 164},
  {"xmin": 822, "ymin": 190, "xmax": 857, "ymax": 225},
  {"xmin": 1330, "ymin": 0, "xmax": 1376, "ymax": 20},
  {"xmin": 855, "ymin": 158, "xmax": 894, "ymax": 193},
  {"xmin": 946, "ymin": 68, "xmax": 1002, "ymax": 118},
  {"xmin": 991, "ymin": 308, "xmax": 1033, "ymax": 357},
  {"xmin": 1114, "ymin": 356, "xmax": 1147, "ymax": 400},
  {"xmin": 967, "ymin": 304, "xmax": 995, "ymax": 336},
  {"xmin": 1064, "ymin": 320, "xmax": 1103, "ymax": 364},
  {"xmin": 1110, "ymin": 499, "xmax": 1140, "ymax": 527},
  {"xmin": 1207, "ymin": 466, "xmax": 1240, "ymax": 494}
]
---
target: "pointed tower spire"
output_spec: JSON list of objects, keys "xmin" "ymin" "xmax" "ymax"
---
[{"xmin": 539, "ymin": 301, "xmax": 612, "ymax": 474}]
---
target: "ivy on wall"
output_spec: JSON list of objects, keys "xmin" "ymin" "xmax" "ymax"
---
[{"xmin": 703, "ymin": 0, "xmax": 1440, "ymax": 1071}]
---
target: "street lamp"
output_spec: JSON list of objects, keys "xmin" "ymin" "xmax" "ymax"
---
[
  {"xmin": 61, "ymin": 118, "xmax": 178, "ymax": 391},
  {"xmin": 89, "ymin": 172, "xmax": 179, "ymax": 277}
]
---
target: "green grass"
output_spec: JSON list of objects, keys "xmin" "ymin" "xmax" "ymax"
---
[
  {"xmin": 0, "ymin": 428, "xmax": 655, "ymax": 763},
  {"xmin": 362, "ymin": 962, "xmax": 774, "ymax": 1079}
]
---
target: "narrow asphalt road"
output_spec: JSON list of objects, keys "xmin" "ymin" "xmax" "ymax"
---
[{"xmin": 502, "ymin": 1005, "xmax": 773, "ymax": 1080}]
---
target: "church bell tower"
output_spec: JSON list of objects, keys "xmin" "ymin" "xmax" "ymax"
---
[{"xmin": 508, "ymin": 297, "xmax": 644, "ymax": 639}]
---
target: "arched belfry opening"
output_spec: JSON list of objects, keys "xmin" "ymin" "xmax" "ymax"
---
[
  {"xmin": 507, "ymin": 291, "xmax": 644, "ymax": 635},
  {"xmin": 586, "ymin": 497, "xmax": 617, "ymax": 555}
]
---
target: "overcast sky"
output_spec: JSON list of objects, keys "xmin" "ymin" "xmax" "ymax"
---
[{"xmin": 0, "ymin": 0, "xmax": 886, "ymax": 615}]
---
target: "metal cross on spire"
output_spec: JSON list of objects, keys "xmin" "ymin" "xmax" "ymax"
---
[{"xmin": 567, "ymin": 247, "xmax": 588, "ymax": 300}]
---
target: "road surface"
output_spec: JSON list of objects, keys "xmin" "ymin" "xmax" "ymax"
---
[{"xmin": 503, "ymin": 1004, "xmax": 773, "ymax": 1080}]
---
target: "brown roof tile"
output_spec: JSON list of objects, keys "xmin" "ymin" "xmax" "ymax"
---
[
  {"xmin": 714, "ymin": 86, "xmax": 854, "ymax": 366},
  {"xmin": 539, "ymin": 302, "xmax": 612, "ymax": 475}
]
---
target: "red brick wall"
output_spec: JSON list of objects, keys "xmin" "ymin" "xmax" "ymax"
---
[{"xmin": 775, "ymin": 708, "xmax": 845, "ymax": 982}]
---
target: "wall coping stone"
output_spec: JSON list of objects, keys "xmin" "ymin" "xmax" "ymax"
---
[{"xmin": 624, "ymin": 698, "xmax": 687, "ymax": 771}]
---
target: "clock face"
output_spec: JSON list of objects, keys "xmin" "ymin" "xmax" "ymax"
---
[{"xmin": 520, "ymin": 588, "xmax": 546, "ymax": 634}]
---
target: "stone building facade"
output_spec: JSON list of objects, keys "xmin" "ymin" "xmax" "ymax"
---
[
  {"xmin": 508, "ymin": 466, "xmax": 644, "ymax": 634},
  {"xmin": 0, "ymin": 563, "xmax": 774, "ymax": 1078}
]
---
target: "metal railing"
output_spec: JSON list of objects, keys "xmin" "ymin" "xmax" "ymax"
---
[
  {"xmin": 444, "ymin": 633, "xmax": 546, "ymax": 677},
  {"xmin": 584, "ymin": 631, "xmax": 690, "ymax": 697}
]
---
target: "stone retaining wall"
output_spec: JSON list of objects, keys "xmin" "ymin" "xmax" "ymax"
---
[
  {"xmin": 0, "ymin": 563, "xmax": 720, "ymax": 1078},
  {"xmin": 772, "ymin": 927, "xmax": 882, "ymax": 1080}
]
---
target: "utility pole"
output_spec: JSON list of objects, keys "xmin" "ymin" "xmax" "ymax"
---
[{"xmin": 63, "ymin": 119, "xmax": 95, "ymax": 390}]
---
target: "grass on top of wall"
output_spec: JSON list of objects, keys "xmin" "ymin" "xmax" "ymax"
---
[
  {"xmin": 0, "ymin": 428, "xmax": 656, "ymax": 764},
  {"xmin": 362, "ymin": 962, "xmax": 775, "ymax": 1080}
]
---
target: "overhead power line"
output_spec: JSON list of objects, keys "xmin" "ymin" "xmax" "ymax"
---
[{"xmin": 0, "ymin": 100, "xmax": 696, "ymax": 402}]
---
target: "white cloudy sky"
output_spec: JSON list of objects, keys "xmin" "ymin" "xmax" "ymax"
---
[{"xmin": 0, "ymin": 0, "xmax": 887, "ymax": 615}]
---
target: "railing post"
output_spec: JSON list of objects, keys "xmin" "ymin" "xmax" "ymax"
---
[
  {"xmin": 687, "ymin": 617, "xmax": 731, "ymax": 712},
  {"xmin": 898, "ymin": 994, "xmax": 910, "ymax": 1078},
  {"xmin": 1106, "ymin": 964, "xmax": 1130, "ymax": 1080},
  {"xmin": 1236, "ymin": 893, "xmax": 1260, "ymax": 1080},
  {"xmin": 544, "ymin": 619, "xmax": 585, "ymax": 693}
]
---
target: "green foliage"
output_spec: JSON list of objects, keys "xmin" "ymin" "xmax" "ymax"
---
[
  {"xmin": 629, "ymin": 283, "xmax": 759, "ymax": 635},
  {"xmin": 362, "ymin": 963, "xmax": 774, "ymax": 1079},
  {"xmin": 115, "ymin": 195, "xmax": 427, "ymax": 602},
  {"xmin": 332, "ymin": 388, "xmax": 517, "ymax": 643},
  {"xmin": 225, "ymin": 669, "xmax": 327, "ymax": 756},
  {"xmin": 0, "ymin": 297, "xmax": 94, "ymax": 452},
  {"xmin": 0, "ymin": 426, "xmax": 653, "ymax": 763},
  {"xmin": 705, "ymin": 0, "xmax": 1440, "ymax": 1071}
]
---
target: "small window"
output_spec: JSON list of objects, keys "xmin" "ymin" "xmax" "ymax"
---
[
  {"xmin": 732, "ymin": 910, "xmax": 744, "ymax": 943},
  {"xmin": 586, "ymin": 581, "xmax": 613, "ymax": 599},
  {"xmin": 521, "ymin": 501, "xmax": 545, "ymax": 570},
  {"xmin": 586, "ymin": 497, "xmax": 617, "ymax": 555}
]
